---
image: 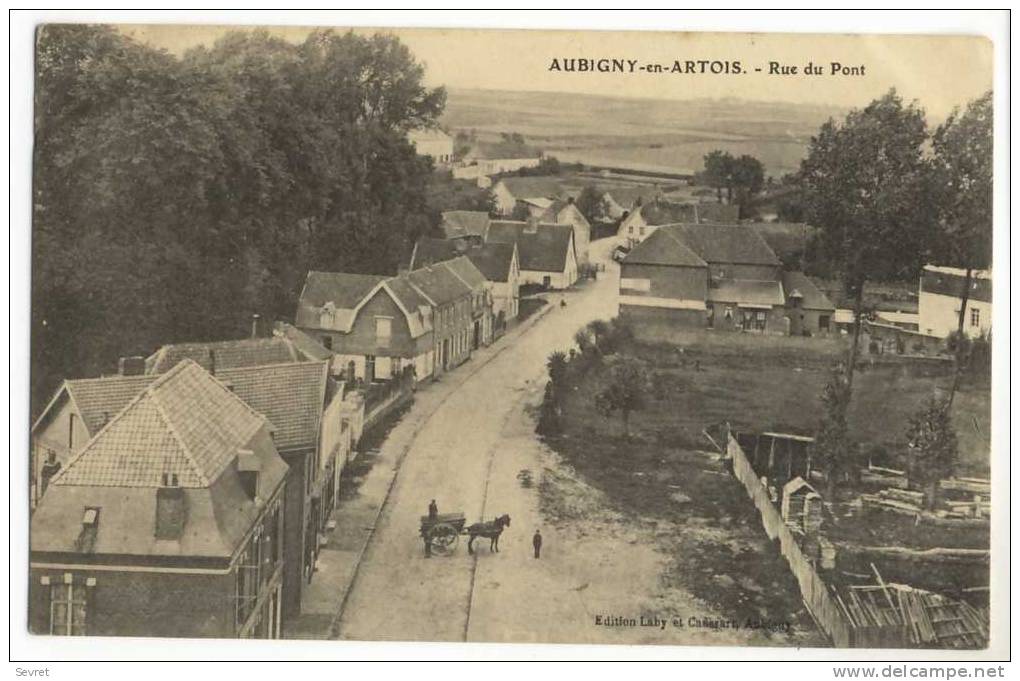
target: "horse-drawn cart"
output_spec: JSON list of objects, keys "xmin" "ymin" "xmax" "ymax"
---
[{"xmin": 420, "ymin": 512, "xmax": 467, "ymax": 554}]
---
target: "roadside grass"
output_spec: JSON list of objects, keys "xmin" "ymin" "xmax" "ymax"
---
[
  {"xmin": 539, "ymin": 328, "xmax": 991, "ymax": 625},
  {"xmin": 517, "ymin": 297, "xmax": 549, "ymax": 323}
]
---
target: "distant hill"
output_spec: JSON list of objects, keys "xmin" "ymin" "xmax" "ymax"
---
[{"xmin": 441, "ymin": 88, "xmax": 847, "ymax": 177}]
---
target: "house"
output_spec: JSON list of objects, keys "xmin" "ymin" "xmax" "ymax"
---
[
  {"xmin": 409, "ymin": 238, "xmax": 520, "ymax": 335},
  {"xmin": 407, "ymin": 127, "xmax": 454, "ymax": 164},
  {"xmin": 490, "ymin": 177, "xmax": 569, "ymax": 216},
  {"xmin": 29, "ymin": 360, "xmax": 289, "ymax": 638},
  {"xmin": 440, "ymin": 210, "xmax": 491, "ymax": 244},
  {"xmin": 456, "ymin": 143, "xmax": 542, "ymax": 179},
  {"xmin": 295, "ymin": 272, "xmax": 434, "ymax": 383},
  {"xmin": 782, "ymin": 271, "xmax": 836, "ymax": 336},
  {"xmin": 145, "ymin": 336, "xmax": 319, "ymax": 375},
  {"xmin": 539, "ymin": 199, "xmax": 592, "ymax": 267},
  {"xmin": 617, "ymin": 199, "xmax": 741, "ymax": 246},
  {"xmin": 295, "ymin": 258, "xmax": 492, "ymax": 383},
  {"xmin": 30, "ymin": 372, "xmax": 157, "ymax": 508},
  {"xmin": 487, "ymin": 220, "xmax": 578, "ymax": 289},
  {"xmin": 405, "ymin": 257, "xmax": 492, "ymax": 374},
  {"xmin": 619, "ymin": 223, "xmax": 828, "ymax": 339},
  {"xmin": 214, "ymin": 361, "xmax": 344, "ymax": 621},
  {"xmin": 601, "ymin": 186, "xmax": 662, "ymax": 220},
  {"xmin": 918, "ymin": 264, "xmax": 992, "ymax": 339}
]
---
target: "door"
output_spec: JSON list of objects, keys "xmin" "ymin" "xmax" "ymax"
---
[
  {"xmin": 365, "ymin": 355, "xmax": 375, "ymax": 383},
  {"xmin": 473, "ymin": 321, "xmax": 481, "ymax": 349}
]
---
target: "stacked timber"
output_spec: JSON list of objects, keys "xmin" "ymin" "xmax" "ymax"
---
[{"xmin": 860, "ymin": 488, "xmax": 924, "ymax": 515}]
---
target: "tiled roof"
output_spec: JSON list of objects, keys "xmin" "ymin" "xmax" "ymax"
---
[
  {"xmin": 217, "ymin": 361, "xmax": 328, "ymax": 452},
  {"xmin": 782, "ymin": 271, "xmax": 835, "ymax": 311},
  {"xmin": 707, "ymin": 280, "xmax": 786, "ymax": 307},
  {"xmin": 622, "ymin": 227, "xmax": 707, "ymax": 268},
  {"xmin": 54, "ymin": 360, "xmax": 270, "ymax": 489},
  {"xmin": 63, "ymin": 374, "xmax": 158, "ymax": 436},
  {"xmin": 604, "ymin": 186, "xmax": 659, "ymax": 209},
  {"xmin": 694, "ymin": 202, "xmax": 741, "ymax": 223},
  {"xmin": 496, "ymin": 176, "xmax": 567, "ymax": 200},
  {"xmin": 406, "ymin": 262, "xmax": 473, "ymax": 306},
  {"xmin": 638, "ymin": 201, "xmax": 699, "ymax": 226},
  {"xmin": 272, "ymin": 322, "xmax": 333, "ymax": 361},
  {"xmin": 409, "ymin": 238, "xmax": 516, "ymax": 283},
  {"xmin": 145, "ymin": 337, "xmax": 307, "ymax": 375},
  {"xmin": 668, "ymin": 223, "xmax": 781, "ymax": 267},
  {"xmin": 440, "ymin": 211, "xmax": 491, "ymax": 239},
  {"xmin": 294, "ymin": 272, "xmax": 387, "ymax": 331},
  {"xmin": 442, "ymin": 255, "xmax": 489, "ymax": 290},
  {"xmin": 487, "ymin": 221, "xmax": 574, "ymax": 273}
]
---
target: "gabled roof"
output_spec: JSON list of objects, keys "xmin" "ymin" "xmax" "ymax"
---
[
  {"xmin": 53, "ymin": 360, "xmax": 272, "ymax": 489},
  {"xmin": 294, "ymin": 272, "xmax": 388, "ymax": 332},
  {"xmin": 34, "ymin": 374, "xmax": 159, "ymax": 438},
  {"xmin": 622, "ymin": 227, "xmax": 707, "ymax": 268},
  {"xmin": 145, "ymin": 337, "xmax": 309, "ymax": 375},
  {"xmin": 406, "ymin": 261, "xmax": 473, "ymax": 306},
  {"xmin": 636, "ymin": 200, "xmax": 741, "ymax": 227},
  {"xmin": 668, "ymin": 223, "xmax": 782, "ymax": 267},
  {"xmin": 495, "ymin": 176, "xmax": 567, "ymax": 200},
  {"xmin": 707, "ymin": 280, "xmax": 786, "ymax": 307},
  {"xmin": 487, "ymin": 221, "xmax": 574, "ymax": 273},
  {"xmin": 782, "ymin": 271, "xmax": 835, "ymax": 311},
  {"xmin": 272, "ymin": 322, "xmax": 333, "ymax": 361},
  {"xmin": 694, "ymin": 202, "xmax": 741, "ymax": 223},
  {"xmin": 604, "ymin": 186, "xmax": 659, "ymax": 209},
  {"xmin": 443, "ymin": 255, "xmax": 489, "ymax": 291},
  {"xmin": 409, "ymin": 238, "xmax": 517, "ymax": 283},
  {"xmin": 217, "ymin": 361, "xmax": 329, "ymax": 452},
  {"xmin": 440, "ymin": 210, "xmax": 491, "ymax": 240}
]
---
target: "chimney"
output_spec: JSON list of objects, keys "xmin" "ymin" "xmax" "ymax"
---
[
  {"xmin": 118, "ymin": 356, "xmax": 145, "ymax": 376},
  {"xmin": 251, "ymin": 313, "xmax": 261, "ymax": 339},
  {"xmin": 155, "ymin": 474, "xmax": 186, "ymax": 541},
  {"xmin": 236, "ymin": 449, "xmax": 262, "ymax": 501}
]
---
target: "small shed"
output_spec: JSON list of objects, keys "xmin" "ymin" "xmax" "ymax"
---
[
  {"xmin": 781, "ymin": 476, "xmax": 823, "ymax": 536},
  {"xmin": 745, "ymin": 431, "xmax": 815, "ymax": 486}
]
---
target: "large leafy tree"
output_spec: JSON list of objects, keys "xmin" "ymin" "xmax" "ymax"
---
[
  {"xmin": 929, "ymin": 91, "xmax": 993, "ymax": 408},
  {"xmin": 32, "ymin": 26, "xmax": 445, "ymax": 413},
  {"xmin": 594, "ymin": 356, "xmax": 651, "ymax": 438},
  {"xmin": 798, "ymin": 90, "xmax": 933, "ymax": 390}
]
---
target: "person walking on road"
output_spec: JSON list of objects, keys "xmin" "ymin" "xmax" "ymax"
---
[
  {"xmin": 428, "ymin": 499, "xmax": 438, "ymax": 520},
  {"xmin": 532, "ymin": 529, "xmax": 543, "ymax": 559}
]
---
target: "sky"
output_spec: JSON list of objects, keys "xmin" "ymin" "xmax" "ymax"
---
[{"xmin": 118, "ymin": 24, "xmax": 993, "ymax": 120}]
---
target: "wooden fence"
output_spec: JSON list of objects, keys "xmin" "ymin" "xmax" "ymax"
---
[{"xmin": 727, "ymin": 432, "xmax": 853, "ymax": 647}]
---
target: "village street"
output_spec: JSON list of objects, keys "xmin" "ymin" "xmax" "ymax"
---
[{"xmin": 334, "ymin": 240, "xmax": 768, "ymax": 646}]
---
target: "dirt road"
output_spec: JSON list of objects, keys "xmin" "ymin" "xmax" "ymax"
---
[{"xmin": 336, "ymin": 241, "xmax": 793, "ymax": 646}]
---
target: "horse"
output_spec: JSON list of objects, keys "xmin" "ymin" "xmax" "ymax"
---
[{"xmin": 466, "ymin": 514, "xmax": 511, "ymax": 554}]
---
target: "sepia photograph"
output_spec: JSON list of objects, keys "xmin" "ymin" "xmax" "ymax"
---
[{"xmin": 11, "ymin": 10, "xmax": 1008, "ymax": 666}]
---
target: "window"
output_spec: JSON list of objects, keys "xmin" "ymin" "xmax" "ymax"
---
[
  {"xmin": 375, "ymin": 317, "xmax": 392, "ymax": 344},
  {"xmin": 819, "ymin": 315, "xmax": 831, "ymax": 332},
  {"xmin": 320, "ymin": 335, "xmax": 333, "ymax": 351},
  {"xmin": 970, "ymin": 308, "xmax": 980, "ymax": 327},
  {"xmin": 47, "ymin": 574, "xmax": 90, "ymax": 636}
]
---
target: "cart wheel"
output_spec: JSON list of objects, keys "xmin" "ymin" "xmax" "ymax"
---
[{"xmin": 430, "ymin": 523, "xmax": 459, "ymax": 554}]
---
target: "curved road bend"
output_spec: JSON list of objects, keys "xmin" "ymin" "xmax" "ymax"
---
[{"xmin": 335, "ymin": 255, "xmax": 619, "ymax": 643}]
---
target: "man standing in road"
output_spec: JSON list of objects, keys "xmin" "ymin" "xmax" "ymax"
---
[
  {"xmin": 428, "ymin": 499, "xmax": 438, "ymax": 520},
  {"xmin": 533, "ymin": 529, "xmax": 542, "ymax": 559}
]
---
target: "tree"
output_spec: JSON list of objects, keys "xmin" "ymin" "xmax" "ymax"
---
[
  {"xmin": 32, "ymin": 26, "xmax": 445, "ymax": 414},
  {"xmin": 815, "ymin": 363, "xmax": 853, "ymax": 500},
  {"xmin": 575, "ymin": 185, "xmax": 607, "ymax": 224},
  {"xmin": 594, "ymin": 356, "xmax": 651, "ymax": 438},
  {"xmin": 905, "ymin": 396, "xmax": 959, "ymax": 509},
  {"xmin": 729, "ymin": 154, "xmax": 766, "ymax": 218},
  {"xmin": 702, "ymin": 150, "xmax": 734, "ymax": 203},
  {"xmin": 797, "ymin": 90, "xmax": 933, "ymax": 391},
  {"xmin": 929, "ymin": 91, "xmax": 993, "ymax": 409},
  {"xmin": 586, "ymin": 319, "xmax": 611, "ymax": 353}
]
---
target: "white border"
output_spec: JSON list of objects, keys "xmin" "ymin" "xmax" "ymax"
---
[{"xmin": 6, "ymin": 9, "xmax": 1011, "ymax": 667}]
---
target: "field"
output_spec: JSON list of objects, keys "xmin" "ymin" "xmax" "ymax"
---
[
  {"xmin": 547, "ymin": 327, "xmax": 990, "ymax": 488},
  {"xmin": 539, "ymin": 328, "xmax": 991, "ymax": 616},
  {"xmin": 443, "ymin": 88, "xmax": 847, "ymax": 177}
]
